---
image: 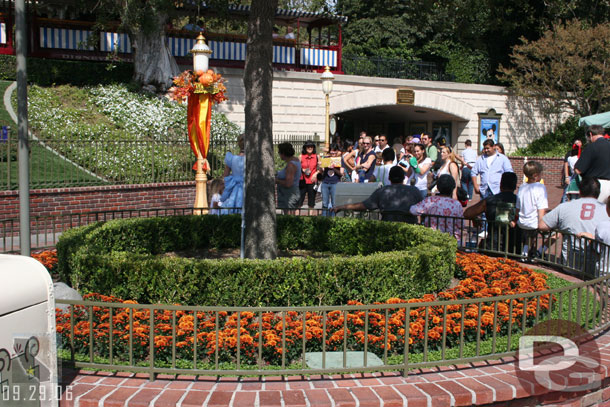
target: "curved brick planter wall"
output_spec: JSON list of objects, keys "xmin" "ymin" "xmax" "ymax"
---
[
  {"xmin": 0, "ymin": 157, "xmax": 564, "ymax": 221},
  {"xmin": 58, "ymin": 327, "xmax": 610, "ymax": 407}
]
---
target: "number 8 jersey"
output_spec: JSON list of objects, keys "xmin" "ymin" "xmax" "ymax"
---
[{"xmin": 542, "ymin": 198, "xmax": 609, "ymax": 236}]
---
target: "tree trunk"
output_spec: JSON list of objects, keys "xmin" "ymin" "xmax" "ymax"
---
[
  {"xmin": 131, "ymin": 13, "xmax": 179, "ymax": 91},
  {"xmin": 243, "ymin": 0, "xmax": 278, "ymax": 259}
]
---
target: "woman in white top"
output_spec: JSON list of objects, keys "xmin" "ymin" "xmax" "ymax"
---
[
  {"xmin": 435, "ymin": 146, "xmax": 460, "ymax": 199},
  {"xmin": 407, "ymin": 143, "xmax": 432, "ymax": 200}
]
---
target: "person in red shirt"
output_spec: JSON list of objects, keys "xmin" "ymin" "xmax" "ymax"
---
[{"xmin": 297, "ymin": 141, "xmax": 319, "ymax": 209}]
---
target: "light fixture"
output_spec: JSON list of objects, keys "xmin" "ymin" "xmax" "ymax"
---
[
  {"xmin": 191, "ymin": 33, "xmax": 212, "ymax": 72},
  {"xmin": 320, "ymin": 66, "xmax": 335, "ymax": 151}
]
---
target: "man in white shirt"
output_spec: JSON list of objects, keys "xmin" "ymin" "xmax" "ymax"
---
[
  {"xmin": 284, "ymin": 26, "xmax": 295, "ymax": 39},
  {"xmin": 471, "ymin": 139, "xmax": 513, "ymax": 199},
  {"xmin": 457, "ymin": 139, "xmax": 477, "ymax": 199}
]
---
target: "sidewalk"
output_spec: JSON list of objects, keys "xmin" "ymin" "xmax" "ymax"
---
[{"xmin": 58, "ymin": 326, "xmax": 610, "ymax": 407}]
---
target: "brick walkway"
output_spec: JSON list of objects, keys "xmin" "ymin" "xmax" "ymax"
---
[{"xmin": 58, "ymin": 328, "xmax": 610, "ymax": 407}]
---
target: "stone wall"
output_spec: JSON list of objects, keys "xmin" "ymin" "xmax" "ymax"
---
[{"xmin": 214, "ymin": 67, "xmax": 563, "ymax": 154}]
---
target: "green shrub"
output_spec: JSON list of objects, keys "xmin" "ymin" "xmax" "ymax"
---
[
  {"xmin": 56, "ymin": 215, "xmax": 456, "ymax": 307},
  {"xmin": 0, "ymin": 55, "xmax": 15, "ymax": 81},
  {"xmin": 0, "ymin": 55, "xmax": 133, "ymax": 85},
  {"xmin": 511, "ymin": 117, "xmax": 583, "ymax": 157}
]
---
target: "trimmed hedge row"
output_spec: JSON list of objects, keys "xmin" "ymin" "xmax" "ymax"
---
[
  {"xmin": 0, "ymin": 55, "xmax": 133, "ymax": 85},
  {"xmin": 56, "ymin": 215, "xmax": 457, "ymax": 306}
]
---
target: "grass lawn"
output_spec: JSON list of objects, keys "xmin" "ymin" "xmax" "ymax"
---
[
  {"xmin": 0, "ymin": 80, "xmax": 13, "ymax": 128},
  {"xmin": 0, "ymin": 142, "xmax": 105, "ymax": 190},
  {"xmin": 0, "ymin": 81, "xmax": 105, "ymax": 190}
]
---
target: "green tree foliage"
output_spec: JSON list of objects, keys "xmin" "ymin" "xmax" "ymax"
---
[
  {"xmin": 499, "ymin": 20, "xmax": 610, "ymax": 117},
  {"xmin": 336, "ymin": 0, "xmax": 435, "ymax": 60},
  {"xmin": 511, "ymin": 117, "xmax": 582, "ymax": 157},
  {"xmin": 277, "ymin": 0, "xmax": 330, "ymax": 12},
  {"xmin": 336, "ymin": 0, "xmax": 610, "ymax": 85}
]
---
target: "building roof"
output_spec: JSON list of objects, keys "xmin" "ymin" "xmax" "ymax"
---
[{"xmin": 197, "ymin": 3, "xmax": 348, "ymax": 27}]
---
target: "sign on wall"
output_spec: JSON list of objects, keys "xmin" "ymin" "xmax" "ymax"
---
[
  {"xmin": 478, "ymin": 108, "xmax": 502, "ymax": 151},
  {"xmin": 396, "ymin": 89, "xmax": 415, "ymax": 105}
]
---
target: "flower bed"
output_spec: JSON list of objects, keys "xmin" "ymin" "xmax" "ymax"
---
[
  {"xmin": 55, "ymin": 253, "xmax": 552, "ymax": 367},
  {"xmin": 24, "ymin": 84, "xmax": 242, "ymax": 182},
  {"xmin": 32, "ymin": 249, "xmax": 58, "ymax": 272}
]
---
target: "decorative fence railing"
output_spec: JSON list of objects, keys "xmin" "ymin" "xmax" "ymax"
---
[
  {"xmin": 0, "ymin": 134, "xmax": 319, "ymax": 190},
  {"xmin": 2, "ymin": 209, "xmax": 608, "ymax": 377},
  {"xmin": 55, "ymin": 275, "xmax": 609, "ymax": 378}
]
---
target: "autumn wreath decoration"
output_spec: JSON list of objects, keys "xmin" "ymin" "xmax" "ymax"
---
[{"xmin": 168, "ymin": 69, "xmax": 227, "ymax": 172}]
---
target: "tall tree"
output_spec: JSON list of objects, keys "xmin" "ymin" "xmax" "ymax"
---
[
  {"xmin": 243, "ymin": 0, "xmax": 279, "ymax": 259},
  {"xmin": 86, "ymin": 0, "xmax": 180, "ymax": 89},
  {"xmin": 498, "ymin": 20, "xmax": 610, "ymax": 117}
]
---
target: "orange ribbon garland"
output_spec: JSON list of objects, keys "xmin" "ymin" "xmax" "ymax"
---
[{"xmin": 187, "ymin": 93, "xmax": 212, "ymax": 171}]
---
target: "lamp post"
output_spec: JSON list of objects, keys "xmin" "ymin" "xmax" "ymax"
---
[
  {"xmin": 191, "ymin": 33, "xmax": 212, "ymax": 215},
  {"xmin": 320, "ymin": 65, "xmax": 334, "ymax": 152}
]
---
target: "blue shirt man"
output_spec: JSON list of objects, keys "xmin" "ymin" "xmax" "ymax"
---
[{"xmin": 471, "ymin": 139, "xmax": 513, "ymax": 198}]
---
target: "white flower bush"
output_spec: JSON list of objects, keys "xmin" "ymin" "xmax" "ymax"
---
[{"xmin": 26, "ymin": 84, "xmax": 242, "ymax": 183}]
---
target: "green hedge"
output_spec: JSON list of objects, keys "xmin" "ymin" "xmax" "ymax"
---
[
  {"xmin": 0, "ymin": 55, "xmax": 133, "ymax": 85},
  {"xmin": 56, "ymin": 215, "xmax": 457, "ymax": 306}
]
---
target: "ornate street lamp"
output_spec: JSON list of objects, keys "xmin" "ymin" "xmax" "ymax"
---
[
  {"xmin": 320, "ymin": 65, "xmax": 335, "ymax": 152},
  {"xmin": 192, "ymin": 33, "xmax": 212, "ymax": 72},
  {"xmin": 191, "ymin": 34, "xmax": 213, "ymax": 215}
]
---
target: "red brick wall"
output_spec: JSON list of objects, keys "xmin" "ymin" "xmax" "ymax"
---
[
  {"xmin": 0, "ymin": 157, "xmax": 566, "ymax": 221},
  {"xmin": 0, "ymin": 181, "xmax": 195, "ymax": 221},
  {"xmin": 508, "ymin": 156, "xmax": 565, "ymax": 188}
]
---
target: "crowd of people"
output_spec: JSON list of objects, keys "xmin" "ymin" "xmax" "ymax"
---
[{"xmin": 209, "ymin": 125, "xmax": 610, "ymax": 274}]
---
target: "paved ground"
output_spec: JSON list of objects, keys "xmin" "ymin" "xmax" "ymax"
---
[{"xmin": 58, "ymin": 324, "xmax": 610, "ymax": 407}]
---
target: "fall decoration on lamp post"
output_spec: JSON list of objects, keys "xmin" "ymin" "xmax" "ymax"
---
[{"xmin": 168, "ymin": 34, "xmax": 227, "ymax": 215}]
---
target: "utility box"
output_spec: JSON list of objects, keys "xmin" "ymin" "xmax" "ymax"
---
[
  {"xmin": 334, "ymin": 183, "xmax": 380, "ymax": 207},
  {"xmin": 0, "ymin": 254, "xmax": 58, "ymax": 407}
]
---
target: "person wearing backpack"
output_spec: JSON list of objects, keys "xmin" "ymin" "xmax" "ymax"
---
[
  {"xmin": 464, "ymin": 172, "xmax": 518, "ymax": 253},
  {"xmin": 371, "ymin": 148, "xmax": 395, "ymax": 186}
]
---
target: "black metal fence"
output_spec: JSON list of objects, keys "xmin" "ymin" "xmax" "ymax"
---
[
  {"xmin": 0, "ymin": 134, "xmax": 320, "ymax": 190},
  {"xmin": 342, "ymin": 55, "xmax": 453, "ymax": 82},
  {"xmin": 3, "ymin": 210, "xmax": 610, "ymax": 283}
]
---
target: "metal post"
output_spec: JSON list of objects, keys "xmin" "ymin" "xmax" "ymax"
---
[
  {"xmin": 240, "ymin": 150, "xmax": 246, "ymax": 259},
  {"xmin": 324, "ymin": 93, "xmax": 330, "ymax": 151},
  {"xmin": 16, "ymin": 0, "xmax": 30, "ymax": 255}
]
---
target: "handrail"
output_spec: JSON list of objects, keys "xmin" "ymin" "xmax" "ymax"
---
[{"xmin": 42, "ymin": 210, "xmax": 610, "ymax": 378}]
